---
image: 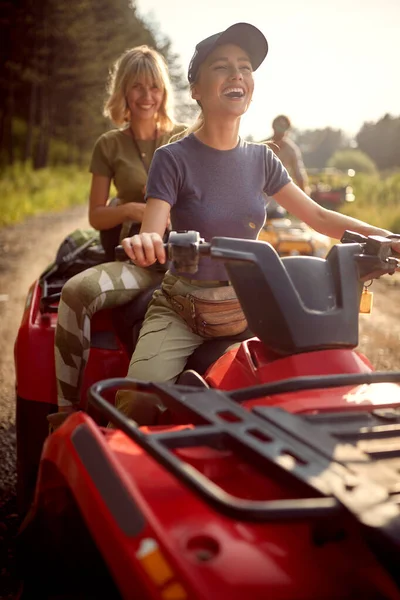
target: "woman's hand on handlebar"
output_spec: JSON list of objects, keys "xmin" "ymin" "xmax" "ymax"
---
[
  {"xmin": 122, "ymin": 232, "xmax": 166, "ymax": 267},
  {"xmin": 389, "ymin": 238, "xmax": 400, "ymax": 256}
]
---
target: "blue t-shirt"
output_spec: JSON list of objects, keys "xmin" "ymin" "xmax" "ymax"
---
[{"xmin": 145, "ymin": 134, "xmax": 291, "ymax": 280}]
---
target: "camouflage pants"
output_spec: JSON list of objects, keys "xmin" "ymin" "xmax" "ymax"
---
[{"xmin": 54, "ymin": 262, "xmax": 162, "ymax": 410}]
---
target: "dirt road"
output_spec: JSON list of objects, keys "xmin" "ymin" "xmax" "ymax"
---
[
  {"xmin": 0, "ymin": 205, "xmax": 88, "ymax": 598},
  {"xmin": 0, "ymin": 206, "xmax": 399, "ymax": 597}
]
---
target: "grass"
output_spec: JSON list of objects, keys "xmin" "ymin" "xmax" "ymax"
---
[
  {"xmin": 341, "ymin": 172, "xmax": 400, "ymax": 233},
  {"xmin": 310, "ymin": 171, "xmax": 400, "ymax": 233},
  {"xmin": 0, "ymin": 162, "xmax": 90, "ymax": 227}
]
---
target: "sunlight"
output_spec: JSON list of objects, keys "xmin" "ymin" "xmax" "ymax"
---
[{"xmin": 137, "ymin": 0, "xmax": 400, "ymax": 138}]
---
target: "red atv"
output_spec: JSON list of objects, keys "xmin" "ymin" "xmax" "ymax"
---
[{"xmin": 16, "ymin": 230, "xmax": 400, "ymax": 599}]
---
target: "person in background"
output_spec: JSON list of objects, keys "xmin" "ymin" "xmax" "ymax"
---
[
  {"xmin": 266, "ymin": 115, "xmax": 310, "ymax": 195},
  {"xmin": 49, "ymin": 45, "xmax": 186, "ymax": 429}
]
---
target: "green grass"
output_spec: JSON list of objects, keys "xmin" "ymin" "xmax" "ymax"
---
[
  {"xmin": 0, "ymin": 162, "xmax": 90, "ymax": 227},
  {"xmin": 310, "ymin": 171, "xmax": 400, "ymax": 233},
  {"xmin": 341, "ymin": 172, "xmax": 400, "ymax": 233}
]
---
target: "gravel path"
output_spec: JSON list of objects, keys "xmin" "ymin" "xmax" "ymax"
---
[{"xmin": 0, "ymin": 205, "xmax": 88, "ymax": 599}]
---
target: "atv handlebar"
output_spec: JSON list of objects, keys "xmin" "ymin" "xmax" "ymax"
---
[
  {"xmin": 115, "ymin": 229, "xmax": 399, "ymax": 280},
  {"xmin": 114, "ymin": 231, "xmax": 210, "ymax": 274}
]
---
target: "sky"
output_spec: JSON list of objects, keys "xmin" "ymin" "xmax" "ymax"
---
[{"xmin": 136, "ymin": 0, "xmax": 400, "ymax": 140}]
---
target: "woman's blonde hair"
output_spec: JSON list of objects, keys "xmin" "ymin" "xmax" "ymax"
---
[
  {"xmin": 177, "ymin": 82, "xmax": 204, "ymax": 138},
  {"xmin": 103, "ymin": 45, "xmax": 175, "ymax": 132}
]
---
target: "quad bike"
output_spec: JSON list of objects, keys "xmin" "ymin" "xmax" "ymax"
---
[
  {"xmin": 258, "ymin": 201, "xmax": 330, "ymax": 258},
  {"xmin": 311, "ymin": 182, "xmax": 355, "ymax": 211},
  {"xmin": 14, "ymin": 232, "xmax": 249, "ymax": 514},
  {"xmin": 16, "ymin": 229, "xmax": 400, "ymax": 599}
]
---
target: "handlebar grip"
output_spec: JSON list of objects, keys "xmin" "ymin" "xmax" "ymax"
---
[
  {"xmin": 340, "ymin": 230, "xmax": 368, "ymax": 244},
  {"xmin": 114, "ymin": 232, "xmax": 209, "ymax": 274},
  {"xmin": 114, "ymin": 242, "xmax": 170, "ymax": 261}
]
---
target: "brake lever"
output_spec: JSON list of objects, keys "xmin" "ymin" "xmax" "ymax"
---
[
  {"xmin": 356, "ymin": 254, "xmax": 399, "ymax": 281},
  {"xmin": 115, "ymin": 245, "xmax": 128, "ymax": 261},
  {"xmin": 386, "ymin": 234, "xmax": 400, "ymax": 259}
]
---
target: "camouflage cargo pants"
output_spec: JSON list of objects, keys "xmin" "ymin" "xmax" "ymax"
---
[{"xmin": 55, "ymin": 262, "xmax": 162, "ymax": 410}]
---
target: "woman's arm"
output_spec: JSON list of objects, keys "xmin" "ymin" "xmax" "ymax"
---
[
  {"xmin": 122, "ymin": 197, "xmax": 171, "ymax": 266},
  {"xmin": 274, "ymin": 182, "xmax": 392, "ymax": 239},
  {"xmin": 88, "ymin": 174, "xmax": 146, "ymax": 230}
]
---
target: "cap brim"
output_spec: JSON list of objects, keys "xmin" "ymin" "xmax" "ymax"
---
[{"xmin": 215, "ymin": 23, "xmax": 268, "ymax": 72}]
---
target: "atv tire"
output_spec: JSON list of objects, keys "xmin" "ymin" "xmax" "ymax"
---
[{"xmin": 16, "ymin": 395, "xmax": 56, "ymax": 516}]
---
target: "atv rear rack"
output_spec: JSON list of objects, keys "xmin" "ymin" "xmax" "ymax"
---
[{"xmin": 89, "ymin": 375, "xmax": 400, "ymax": 541}]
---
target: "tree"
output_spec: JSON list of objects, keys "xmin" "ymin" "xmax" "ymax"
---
[
  {"xmin": 294, "ymin": 127, "xmax": 348, "ymax": 169},
  {"xmin": 327, "ymin": 149, "xmax": 377, "ymax": 174},
  {"xmin": 356, "ymin": 114, "xmax": 400, "ymax": 170},
  {"xmin": 0, "ymin": 0, "xmax": 192, "ymax": 168}
]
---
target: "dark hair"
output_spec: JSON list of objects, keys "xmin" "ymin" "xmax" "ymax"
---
[{"xmin": 272, "ymin": 115, "xmax": 291, "ymax": 129}]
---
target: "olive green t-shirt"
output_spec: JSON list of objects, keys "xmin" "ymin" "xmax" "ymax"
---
[{"xmin": 89, "ymin": 123, "xmax": 187, "ymax": 205}]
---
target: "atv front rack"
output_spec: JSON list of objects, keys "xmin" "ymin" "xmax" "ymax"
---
[{"xmin": 89, "ymin": 375, "xmax": 400, "ymax": 543}]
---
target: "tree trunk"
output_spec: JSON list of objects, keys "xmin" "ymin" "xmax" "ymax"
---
[
  {"xmin": 34, "ymin": 84, "xmax": 51, "ymax": 169},
  {"xmin": 5, "ymin": 71, "xmax": 15, "ymax": 165},
  {"xmin": 24, "ymin": 81, "xmax": 38, "ymax": 163}
]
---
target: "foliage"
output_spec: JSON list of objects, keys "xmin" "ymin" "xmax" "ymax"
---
[
  {"xmin": 308, "ymin": 168, "xmax": 400, "ymax": 232},
  {"xmin": 327, "ymin": 149, "xmax": 377, "ymax": 174},
  {"xmin": 356, "ymin": 114, "xmax": 400, "ymax": 171},
  {"xmin": 341, "ymin": 172, "xmax": 400, "ymax": 233},
  {"xmin": 294, "ymin": 113, "xmax": 400, "ymax": 172},
  {"xmin": 294, "ymin": 127, "xmax": 348, "ymax": 169},
  {"xmin": 0, "ymin": 162, "xmax": 89, "ymax": 226},
  {"xmin": 0, "ymin": 0, "xmax": 192, "ymax": 169}
]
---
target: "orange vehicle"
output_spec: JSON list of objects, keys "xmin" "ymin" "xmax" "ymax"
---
[{"xmin": 258, "ymin": 204, "xmax": 330, "ymax": 258}]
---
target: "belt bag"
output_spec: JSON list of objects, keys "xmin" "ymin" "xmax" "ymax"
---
[{"xmin": 167, "ymin": 285, "xmax": 248, "ymax": 338}]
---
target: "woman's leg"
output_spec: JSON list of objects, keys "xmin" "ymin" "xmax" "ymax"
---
[
  {"xmin": 115, "ymin": 274, "xmax": 205, "ymax": 424},
  {"xmin": 54, "ymin": 262, "xmax": 162, "ymax": 411}
]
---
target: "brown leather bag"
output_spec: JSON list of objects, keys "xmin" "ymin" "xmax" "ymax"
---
[{"xmin": 166, "ymin": 285, "xmax": 248, "ymax": 338}]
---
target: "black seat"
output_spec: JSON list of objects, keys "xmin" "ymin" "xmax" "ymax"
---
[{"xmin": 177, "ymin": 370, "xmax": 209, "ymax": 387}]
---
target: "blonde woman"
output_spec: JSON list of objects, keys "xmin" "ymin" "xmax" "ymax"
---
[
  {"xmin": 50, "ymin": 46, "xmax": 186, "ymax": 427},
  {"xmin": 117, "ymin": 23, "xmax": 400, "ymax": 424}
]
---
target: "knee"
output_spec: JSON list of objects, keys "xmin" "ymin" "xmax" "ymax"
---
[
  {"xmin": 60, "ymin": 269, "xmax": 98, "ymax": 310},
  {"xmin": 114, "ymin": 390, "xmax": 161, "ymax": 426}
]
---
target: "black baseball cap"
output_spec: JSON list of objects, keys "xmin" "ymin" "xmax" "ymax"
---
[{"xmin": 188, "ymin": 22, "xmax": 268, "ymax": 84}]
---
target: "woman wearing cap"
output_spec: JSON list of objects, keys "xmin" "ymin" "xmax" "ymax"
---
[
  {"xmin": 50, "ymin": 45, "xmax": 186, "ymax": 428},
  {"xmin": 117, "ymin": 23, "xmax": 400, "ymax": 424}
]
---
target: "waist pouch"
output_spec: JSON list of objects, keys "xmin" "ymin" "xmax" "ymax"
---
[{"xmin": 165, "ymin": 285, "xmax": 247, "ymax": 338}]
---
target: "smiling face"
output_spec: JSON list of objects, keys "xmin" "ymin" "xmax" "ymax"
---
[
  {"xmin": 126, "ymin": 77, "xmax": 164, "ymax": 123},
  {"xmin": 191, "ymin": 44, "xmax": 254, "ymax": 118}
]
